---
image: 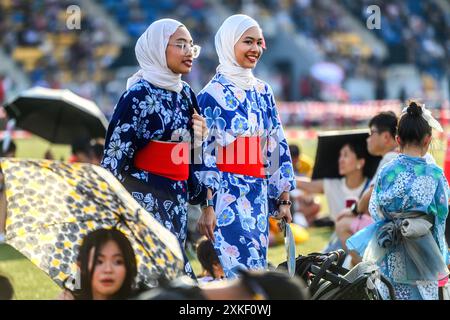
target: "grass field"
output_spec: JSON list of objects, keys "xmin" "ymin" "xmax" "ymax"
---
[{"xmin": 0, "ymin": 130, "xmax": 446, "ymax": 299}]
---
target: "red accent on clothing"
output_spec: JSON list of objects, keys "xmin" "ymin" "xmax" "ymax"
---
[
  {"xmin": 68, "ymin": 155, "xmax": 79, "ymax": 163},
  {"xmin": 444, "ymin": 134, "xmax": 450, "ymax": 183},
  {"xmin": 0, "ymin": 79, "xmax": 5, "ymax": 104},
  {"xmin": 134, "ymin": 140, "xmax": 189, "ymax": 181},
  {"xmin": 216, "ymin": 136, "xmax": 265, "ymax": 178},
  {"xmin": 438, "ymin": 276, "xmax": 448, "ymax": 287}
]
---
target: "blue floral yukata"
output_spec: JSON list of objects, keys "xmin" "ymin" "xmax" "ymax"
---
[
  {"xmin": 347, "ymin": 154, "xmax": 449, "ymax": 300},
  {"xmin": 101, "ymin": 79, "xmax": 204, "ymax": 278},
  {"xmin": 197, "ymin": 74, "xmax": 295, "ymax": 279}
]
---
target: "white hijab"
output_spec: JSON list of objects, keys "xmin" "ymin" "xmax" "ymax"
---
[
  {"xmin": 126, "ymin": 19, "xmax": 184, "ymax": 93},
  {"xmin": 215, "ymin": 14, "xmax": 261, "ymax": 90}
]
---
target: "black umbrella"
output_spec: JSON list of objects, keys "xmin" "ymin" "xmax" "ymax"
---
[
  {"xmin": 311, "ymin": 129, "xmax": 381, "ymax": 180},
  {"xmin": 3, "ymin": 87, "xmax": 109, "ymax": 144}
]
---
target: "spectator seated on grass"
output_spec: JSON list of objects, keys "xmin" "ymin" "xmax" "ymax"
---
[
  {"xmin": 88, "ymin": 138, "xmax": 105, "ymax": 165},
  {"xmin": 68, "ymin": 137, "xmax": 105, "ymax": 165},
  {"xmin": 289, "ymin": 143, "xmax": 321, "ymax": 227},
  {"xmin": 296, "ymin": 142, "xmax": 370, "ymax": 225}
]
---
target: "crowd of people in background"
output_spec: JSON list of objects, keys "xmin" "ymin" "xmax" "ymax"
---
[
  {"xmin": 0, "ymin": 0, "xmax": 220, "ymax": 118},
  {"xmin": 0, "ymin": 0, "xmax": 118, "ymax": 116},
  {"xmin": 1, "ymin": 0, "xmax": 449, "ymax": 115},
  {"xmin": 344, "ymin": 0, "xmax": 449, "ymax": 79},
  {"xmin": 225, "ymin": 0, "xmax": 449, "ymax": 103}
]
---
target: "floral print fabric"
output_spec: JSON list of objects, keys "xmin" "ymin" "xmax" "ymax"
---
[
  {"xmin": 197, "ymin": 74, "xmax": 295, "ymax": 278},
  {"xmin": 349, "ymin": 154, "xmax": 449, "ymax": 299},
  {"xmin": 101, "ymin": 79, "xmax": 202, "ymax": 278}
]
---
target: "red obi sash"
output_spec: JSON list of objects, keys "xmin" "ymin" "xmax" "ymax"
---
[
  {"xmin": 134, "ymin": 140, "xmax": 189, "ymax": 181},
  {"xmin": 216, "ymin": 136, "xmax": 265, "ymax": 178}
]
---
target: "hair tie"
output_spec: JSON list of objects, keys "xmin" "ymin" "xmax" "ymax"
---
[{"xmin": 401, "ymin": 104, "xmax": 443, "ymax": 132}]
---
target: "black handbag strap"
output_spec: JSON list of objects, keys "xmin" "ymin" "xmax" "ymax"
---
[
  {"xmin": 359, "ymin": 178, "xmax": 371, "ymax": 198},
  {"xmin": 180, "ymin": 86, "xmax": 200, "ymax": 117}
]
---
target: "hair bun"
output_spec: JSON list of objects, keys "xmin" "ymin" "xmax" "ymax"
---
[{"xmin": 407, "ymin": 101, "xmax": 422, "ymax": 117}]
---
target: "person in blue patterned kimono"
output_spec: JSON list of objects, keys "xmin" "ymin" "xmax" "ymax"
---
[
  {"xmin": 101, "ymin": 19, "xmax": 208, "ymax": 278},
  {"xmin": 195, "ymin": 15, "xmax": 295, "ymax": 279},
  {"xmin": 347, "ymin": 101, "xmax": 449, "ymax": 300}
]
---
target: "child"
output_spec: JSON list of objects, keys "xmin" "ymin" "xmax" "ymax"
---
[
  {"xmin": 196, "ymin": 237, "xmax": 225, "ymax": 283},
  {"xmin": 59, "ymin": 228, "xmax": 138, "ymax": 300},
  {"xmin": 347, "ymin": 101, "xmax": 449, "ymax": 300}
]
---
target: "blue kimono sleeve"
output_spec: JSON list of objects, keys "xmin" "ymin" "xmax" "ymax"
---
[
  {"xmin": 101, "ymin": 91, "xmax": 139, "ymax": 181},
  {"xmin": 187, "ymin": 88, "xmax": 207, "ymax": 205},
  {"xmin": 432, "ymin": 174, "xmax": 450, "ymax": 264},
  {"xmin": 265, "ymin": 88, "xmax": 295, "ymax": 217},
  {"xmin": 195, "ymin": 91, "xmax": 223, "ymax": 197}
]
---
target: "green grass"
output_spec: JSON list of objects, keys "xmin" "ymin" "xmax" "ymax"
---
[
  {"xmin": 0, "ymin": 244, "xmax": 60, "ymax": 299},
  {"xmin": 14, "ymin": 135, "xmax": 72, "ymax": 160}
]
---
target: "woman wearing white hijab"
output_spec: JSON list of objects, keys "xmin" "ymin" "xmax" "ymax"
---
[
  {"xmin": 196, "ymin": 15, "xmax": 295, "ymax": 278},
  {"xmin": 101, "ymin": 18, "xmax": 207, "ymax": 278}
]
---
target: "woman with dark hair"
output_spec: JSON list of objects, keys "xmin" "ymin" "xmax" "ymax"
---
[
  {"xmin": 296, "ymin": 142, "xmax": 370, "ymax": 221},
  {"xmin": 347, "ymin": 101, "xmax": 449, "ymax": 300},
  {"xmin": 59, "ymin": 228, "xmax": 138, "ymax": 300}
]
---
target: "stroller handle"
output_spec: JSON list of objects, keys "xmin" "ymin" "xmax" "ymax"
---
[
  {"xmin": 309, "ymin": 252, "xmax": 340, "ymax": 293},
  {"xmin": 328, "ymin": 250, "xmax": 346, "ymax": 265}
]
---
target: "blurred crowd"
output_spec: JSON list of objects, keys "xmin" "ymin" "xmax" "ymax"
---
[
  {"xmin": 202, "ymin": 0, "xmax": 449, "ymax": 104},
  {"xmin": 0, "ymin": 0, "xmax": 119, "ymax": 116},
  {"xmin": 99, "ymin": 0, "xmax": 218, "ymax": 98},
  {"xmin": 289, "ymin": 0, "xmax": 382, "ymax": 102},
  {"xmin": 225, "ymin": 0, "xmax": 384, "ymax": 102},
  {"xmin": 0, "ymin": 0, "xmax": 449, "ymax": 116},
  {"xmin": 344, "ymin": 0, "xmax": 449, "ymax": 79}
]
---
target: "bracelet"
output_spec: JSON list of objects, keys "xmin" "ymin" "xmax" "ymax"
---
[
  {"xmin": 201, "ymin": 199, "xmax": 214, "ymax": 209},
  {"xmin": 277, "ymin": 199, "xmax": 292, "ymax": 207}
]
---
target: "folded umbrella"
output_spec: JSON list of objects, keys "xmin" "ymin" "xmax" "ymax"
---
[{"xmin": 0, "ymin": 158, "xmax": 184, "ymax": 290}]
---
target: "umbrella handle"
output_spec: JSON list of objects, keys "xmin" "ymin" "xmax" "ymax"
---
[
  {"xmin": 51, "ymin": 107, "xmax": 63, "ymax": 144},
  {"xmin": 281, "ymin": 217, "xmax": 288, "ymax": 237}
]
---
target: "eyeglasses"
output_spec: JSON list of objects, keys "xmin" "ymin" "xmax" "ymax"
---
[{"xmin": 168, "ymin": 42, "xmax": 201, "ymax": 59}]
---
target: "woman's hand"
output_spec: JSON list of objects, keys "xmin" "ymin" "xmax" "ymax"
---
[
  {"xmin": 336, "ymin": 209, "xmax": 354, "ymax": 222},
  {"xmin": 198, "ymin": 206, "xmax": 217, "ymax": 242},
  {"xmin": 274, "ymin": 205, "xmax": 292, "ymax": 224},
  {"xmin": 192, "ymin": 109, "xmax": 208, "ymax": 147}
]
